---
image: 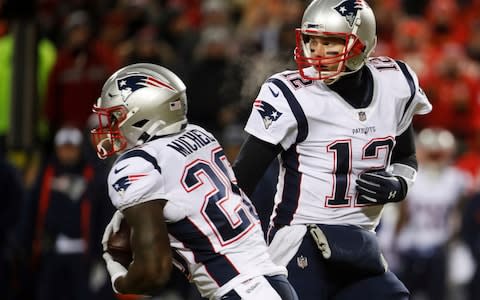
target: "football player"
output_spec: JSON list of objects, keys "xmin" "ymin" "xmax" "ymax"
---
[
  {"xmin": 394, "ymin": 128, "xmax": 472, "ymax": 299},
  {"xmin": 92, "ymin": 63, "xmax": 298, "ymax": 300},
  {"xmin": 232, "ymin": 0, "xmax": 432, "ymax": 299}
]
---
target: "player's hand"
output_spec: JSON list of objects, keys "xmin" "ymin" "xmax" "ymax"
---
[
  {"xmin": 356, "ymin": 171, "xmax": 407, "ymax": 204},
  {"xmin": 102, "ymin": 210, "xmax": 124, "ymax": 251},
  {"xmin": 103, "ymin": 252, "xmax": 127, "ymax": 293}
]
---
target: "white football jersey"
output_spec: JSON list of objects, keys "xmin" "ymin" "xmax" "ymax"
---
[
  {"xmin": 107, "ymin": 124, "xmax": 285, "ymax": 299},
  {"xmin": 245, "ymin": 57, "xmax": 432, "ymax": 231}
]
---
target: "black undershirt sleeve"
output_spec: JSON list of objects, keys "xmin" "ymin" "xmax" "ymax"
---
[
  {"xmin": 391, "ymin": 124, "xmax": 418, "ymax": 170},
  {"xmin": 232, "ymin": 135, "xmax": 283, "ymax": 197}
]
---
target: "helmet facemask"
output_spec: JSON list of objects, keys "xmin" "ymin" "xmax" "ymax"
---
[
  {"xmin": 294, "ymin": 29, "xmax": 366, "ymax": 82},
  {"xmin": 91, "ymin": 104, "xmax": 129, "ymax": 159}
]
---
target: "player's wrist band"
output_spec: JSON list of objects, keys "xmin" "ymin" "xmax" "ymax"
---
[
  {"xmin": 111, "ymin": 270, "xmax": 127, "ymax": 294},
  {"xmin": 388, "ymin": 163, "xmax": 417, "ymax": 191}
]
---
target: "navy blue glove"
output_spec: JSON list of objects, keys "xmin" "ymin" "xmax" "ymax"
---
[{"xmin": 356, "ymin": 171, "xmax": 407, "ymax": 204}]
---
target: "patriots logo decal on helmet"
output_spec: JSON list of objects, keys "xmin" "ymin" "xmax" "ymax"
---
[
  {"xmin": 112, "ymin": 173, "xmax": 147, "ymax": 196},
  {"xmin": 254, "ymin": 99, "xmax": 282, "ymax": 129},
  {"xmin": 117, "ymin": 75, "xmax": 177, "ymax": 101},
  {"xmin": 333, "ymin": 0, "xmax": 364, "ymax": 27}
]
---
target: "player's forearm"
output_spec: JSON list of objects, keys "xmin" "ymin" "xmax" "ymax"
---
[
  {"xmin": 115, "ymin": 255, "xmax": 172, "ymax": 294},
  {"xmin": 116, "ymin": 201, "xmax": 173, "ymax": 295},
  {"xmin": 389, "ymin": 124, "xmax": 418, "ymax": 192},
  {"xmin": 391, "ymin": 124, "xmax": 417, "ymax": 170}
]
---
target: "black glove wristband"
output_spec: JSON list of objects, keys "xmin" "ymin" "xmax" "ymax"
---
[{"xmin": 395, "ymin": 175, "xmax": 408, "ymax": 200}]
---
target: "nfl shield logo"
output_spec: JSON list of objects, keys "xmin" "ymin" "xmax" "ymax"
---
[
  {"xmin": 358, "ymin": 111, "xmax": 366, "ymax": 121},
  {"xmin": 297, "ymin": 255, "xmax": 308, "ymax": 269}
]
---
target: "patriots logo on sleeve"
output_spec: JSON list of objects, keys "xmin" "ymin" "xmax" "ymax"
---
[
  {"xmin": 334, "ymin": 0, "xmax": 364, "ymax": 27},
  {"xmin": 112, "ymin": 174, "xmax": 147, "ymax": 196},
  {"xmin": 254, "ymin": 99, "xmax": 282, "ymax": 129},
  {"xmin": 117, "ymin": 75, "xmax": 177, "ymax": 101}
]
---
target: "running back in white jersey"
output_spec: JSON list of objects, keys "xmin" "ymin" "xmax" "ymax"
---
[
  {"xmin": 107, "ymin": 124, "xmax": 285, "ymax": 299},
  {"xmin": 245, "ymin": 56, "xmax": 432, "ymax": 231}
]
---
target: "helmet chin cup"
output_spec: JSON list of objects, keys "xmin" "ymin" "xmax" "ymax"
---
[
  {"xmin": 96, "ymin": 139, "xmax": 109, "ymax": 160},
  {"xmin": 91, "ymin": 127, "xmax": 128, "ymax": 159}
]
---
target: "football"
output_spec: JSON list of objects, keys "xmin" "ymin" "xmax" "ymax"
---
[{"xmin": 106, "ymin": 219, "xmax": 132, "ymax": 268}]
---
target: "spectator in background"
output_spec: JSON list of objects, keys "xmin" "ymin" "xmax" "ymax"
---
[
  {"xmin": 223, "ymin": 0, "xmax": 305, "ymax": 161},
  {"xmin": 235, "ymin": 0, "xmax": 304, "ymax": 57},
  {"xmin": 159, "ymin": 1, "xmax": 202, "ymax": 79},
  {"xmin": 121, "ymin": 24, "xmax": 176, "ymax": 67},
  {"xmin": 186, "ymin": 26, "xmax": 241, "ymax": 140},
  {"xmin": 82, "ymin": 114, "xmax": 119, "ymax": 300},
  {"xmin": 425, "ymin": 0, "xmax": 469, "ymax": 46},
  {"xmin": 0, "ymin": 148, "xmax": 24, "ymax": 300},
  {"xmin": 415, "ymin": 44, "xmax": 480, "ymax": 147},
  {"xmin": 44, "ymin": 10, "xmax": 116, "ymax": 143},
  {"xmin": 387, "ymin": 18, "xmax": 440, "ymax": 81},
  {"xmin": 16, "ymin": 126, "xmax": 97, "ymax": 300},
  {"xmin": 370, "ymin": 0, "xmax": 403, "ymax": 51},
  {"xmin": 466, "ymin": 20, "xmax": 480, "ymax": 63},
  {"xmin": 400, "ymin": 0, "xmax": 429, "ymax": 16},
  {"xmin": 95, "ymin": 10, "xmax": 127, "ymax": 69},
  {"xmin": 461, "ymin": 186, "xmax": 480, "ymax": 300},
  {"xmin": 393, "ymin": 128, "xmax": 472, "ymax": 300},
  {"xmin": 456, "ymin": 122, "xmax": 480, "ymax": 183},
  {"xmin": 0, "ymin": 21, "xmax": 56, "ymax": 152}
]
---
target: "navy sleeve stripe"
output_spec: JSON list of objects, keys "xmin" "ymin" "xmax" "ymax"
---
[
  {"xmin": 117, "ymin": 149, "xmax": 162, "ymax": 174},
  {"xmin": 273, "ymin": 148, "xmax": 301, "ymax": 226},
  {"xmin": 267, "ymin": 78, "xmax": 309, "ymax": 143},
  {"xmin": 396, "ymin": 60, "xmax": 416, "ymax": 121},
  {"xmin": 168, "ymin": 219, "xmax": 240, "ymax": 286}
]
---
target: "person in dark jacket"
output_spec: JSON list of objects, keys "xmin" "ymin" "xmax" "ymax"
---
[
  {"xmin": 461, "ymin": 192, "xmax": 480, "ymax": 300},
  {"xmin": 0, "ymin": 149, "xmax": 24, "ymax": 300},
  {"xmin": 17, "ymin": 126, "xmax": 96, "ymax": 300}
]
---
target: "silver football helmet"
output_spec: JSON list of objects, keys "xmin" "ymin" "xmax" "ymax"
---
[
  {"xmin": 416, "ymin": 127, "xmax": 456, "ymax": 170},
  {"xmin": 91, "ymin": 63, "xmax": 188, "ymax": 159},
  {"xmin": 295, "ymin": 0, "xmax": 377, "ymax": 82},
  {"xmin": 416, "ymin": 128, "xmax": 456, "ymax": 156}
]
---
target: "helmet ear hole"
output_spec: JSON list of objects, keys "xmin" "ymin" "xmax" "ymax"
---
[{"xmin": 132, "ymin": 119, "xmax": 148, "ymax": 128}]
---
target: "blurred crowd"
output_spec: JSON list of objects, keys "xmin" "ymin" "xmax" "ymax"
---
[{"xmin": 1, "ymin": 0, "xmax": 480, "ymax": 300}]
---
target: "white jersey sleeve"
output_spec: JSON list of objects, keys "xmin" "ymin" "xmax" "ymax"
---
[
  {"xmin": 244, "ymin": 76, "xmax": 300, "ymax": 150},
  {"xmin": 394, "ymin": 60, "xmax": 432, "ymax": 134},
  {"xmin": 107, "ymin": 147, "xmax": 165, "ymax": 211}
]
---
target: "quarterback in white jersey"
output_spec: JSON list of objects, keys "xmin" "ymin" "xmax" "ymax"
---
[
  {"xmin": 92, "ymin": 63, "xmax": 298, "ymax": 300},
  {"xmin": 244, "ymin": 57, "xmax": 431, "ymax": 231},
  {"xmin": 233, "ymin": 1, "xmax": 432, "ymax": 300}
]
